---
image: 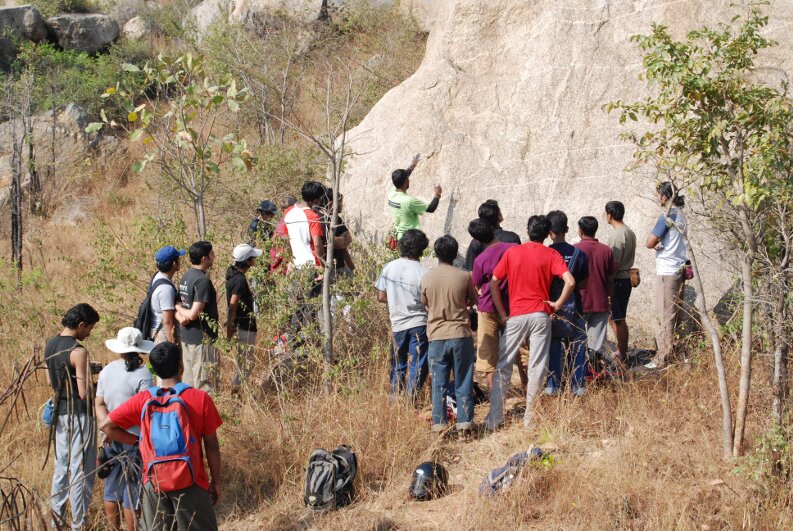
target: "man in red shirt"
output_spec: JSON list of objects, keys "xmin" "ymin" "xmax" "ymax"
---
[
  {"xmin": 573, "ymin": 216, "xmax": 617, "ymax": 356},
  {"xmin": 485, "ymin": 215, "xmax": 575, "ymax": 430},
  {"xmin": 99, "ymin": 342, "xmax": 223, "ymax": 531}
]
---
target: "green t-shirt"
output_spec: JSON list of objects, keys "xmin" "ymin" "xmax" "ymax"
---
[
  {"xmin": 607, "ymin": 224, "xmax": 637, "ymax": 280},
  {"xmin": 387, "ymin": 188, "xmax": 429, "ymax": 239}
]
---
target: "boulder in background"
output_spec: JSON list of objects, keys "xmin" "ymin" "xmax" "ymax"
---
[{"xmin": 46, "ymin": 13, "xmax": 119, "ymax": 54}]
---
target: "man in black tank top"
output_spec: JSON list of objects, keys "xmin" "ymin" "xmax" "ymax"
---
[{"xmin": 44, "ymin": 303, "xmax": 100, "ymax": 531}]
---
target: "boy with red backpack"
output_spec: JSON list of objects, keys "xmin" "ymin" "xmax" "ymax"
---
[{"xmin": 99, "ymin": 341, "xmax": 223, "ymax": 530}]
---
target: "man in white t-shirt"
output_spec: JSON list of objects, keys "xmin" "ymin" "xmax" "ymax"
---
[
  {"xmin": 282, "ymin": 181, "xmax": 326, "ymax": 269},
  {"xmin": 375, "ymin": 229, "xmax": 430, "ymax": 403},
  {"xmin": 645, "ymin": 182, "xmax": 688, "ymax": 369},
  {"xmin": 149, "ymin": 246, "xmax": 184, "ymax": 344}
]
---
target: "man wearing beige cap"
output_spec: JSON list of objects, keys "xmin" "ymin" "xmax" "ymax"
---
[{"xmin": 226, "ymin": 243, "xmax": 262, "ymax": 390}]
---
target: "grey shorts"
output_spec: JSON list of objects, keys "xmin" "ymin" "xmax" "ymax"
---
[{"xmin": 102, "ymin": 442, "xmax": 141, "ymax": 510}]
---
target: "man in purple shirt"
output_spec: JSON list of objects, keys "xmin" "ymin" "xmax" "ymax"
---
[
  {"xmin": 574, "ymin": 216, "xmax": 617, "ymax": 355},
  {"xmin": 468, "ymin": 219, "xmax": 518, "ymax": 389}
]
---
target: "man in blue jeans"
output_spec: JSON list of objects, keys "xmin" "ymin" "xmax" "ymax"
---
[
  {"xmin": 420, "ymin": 235, "xmax": 478, "ymax": 436},
  {"xmin": 375, "ymin": 229, "xmax": 431, "ymax": 403},
  {"xmin": 545, "ymin": 211, "xmax": 589, "ymax": 397}
]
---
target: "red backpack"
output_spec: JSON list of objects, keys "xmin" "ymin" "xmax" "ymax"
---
[{"xmin": 139, "ymin": 383, "xmax": 199, "ymax": 492}]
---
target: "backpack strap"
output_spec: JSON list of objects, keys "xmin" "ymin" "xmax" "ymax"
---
[
  {"xmin": 172, "ymin": 382, "xmax": 192, "ymax": 396},
  {"xmin": 146, "ymin": 386, "xmax": 161, "ymax": 398}
]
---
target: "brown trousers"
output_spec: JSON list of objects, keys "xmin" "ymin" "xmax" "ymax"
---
[{"xmin": 653, "ymin": 271, "xmax": 685, "ymax": 366}]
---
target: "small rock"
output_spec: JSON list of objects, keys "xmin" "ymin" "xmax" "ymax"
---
[{"xmin": 123, "ymin": 16, "xmax": 149, "ymax": 40}]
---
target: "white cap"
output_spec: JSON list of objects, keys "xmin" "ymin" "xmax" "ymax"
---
[
  {"xmin": 232, "ymin": 243, "xmax": 263, "ymax": 262},
  {"xmin": 106, "ymin": 327, "xmax": 154, "ymax": 354}
]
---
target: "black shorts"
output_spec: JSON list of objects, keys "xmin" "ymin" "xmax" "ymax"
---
[{"xmin": 610, "ymin": 278, "xmax": 632, "ymax": 321}]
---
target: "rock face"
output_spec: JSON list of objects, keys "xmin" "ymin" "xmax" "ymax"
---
[
  {"xmin": 342, "ymin": 0, "xmax": 793, "ymax": 330},
  {"xmin": 0, "ymin": 5, "xmax": 47, "ymax": 69},
  {"xmin": 0, "ymin": 104, "xmax": 103, "ymax": 204},
  {"xmin": 46, "ymin": 13, "xmax": 119, "ymax": 54}
]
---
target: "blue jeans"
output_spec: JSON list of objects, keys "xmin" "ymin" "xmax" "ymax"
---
[
  {"xmin": 547, "ymin": 308, "xmax": 587, "ymax": 391},
  {"xmin": 428, "ymin": 337, "xmax": 475, "ymax": 430},
  {"xmin": 390, "ymin": 326, "xmax": 429, "ymax": 401}
]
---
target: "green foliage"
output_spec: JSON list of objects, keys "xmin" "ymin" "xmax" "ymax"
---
[
  {"xmin": 88, "ymin": 53, "xmax": 252, "ymax": 238},
  {"xmin": 15, "ymin": 40, "xmax": 152, "ymax": 120},
  {"xmin": 606, "ymin": 6, "xmax": 793, "ymax": 216}
]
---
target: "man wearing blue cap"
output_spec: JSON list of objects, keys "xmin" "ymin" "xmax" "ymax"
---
[{"xmin": 150, "ymin": 246, "xmax": 185, "ymax": 344}]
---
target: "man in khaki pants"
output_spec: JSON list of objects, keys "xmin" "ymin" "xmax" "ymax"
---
[
  {"xmin": 177, "ymin": 241, "xmax": 219, "ymax": 393},
  {"xmin": 150, "ymin": 245, "xmax": 184, "ymax": 345}
]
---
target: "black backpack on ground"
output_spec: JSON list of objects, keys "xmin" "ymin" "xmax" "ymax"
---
[
  {"xmin": 133, "ymin": 277, "xmax": 175, "ymax": 340},
  {"xmin": 304, "ymin": 445, "xmax": 357, "ymax": 512}
]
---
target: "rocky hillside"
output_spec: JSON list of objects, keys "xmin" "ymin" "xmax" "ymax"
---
[{"xmin": 342, "ymin": 0, "xmax": 793, "ymax": 326}]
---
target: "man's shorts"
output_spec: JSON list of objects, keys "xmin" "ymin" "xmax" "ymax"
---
[
  {"xmin": 610, "ymin": 278, "xmax": 633, "ymax": 322},
  {"xmin": 475, "ymin": 312, "xmax": 505, "ymax": 373},
  {"xmin": 103, "ymin": 442, "xmax": 142, "ymax": 510}
]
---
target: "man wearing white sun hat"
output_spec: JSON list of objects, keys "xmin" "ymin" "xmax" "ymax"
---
[
  {"xmin": 95, "ymin": 327, "xmax": 154, "ymax": 531},
  {"xmin": 225, "ymin": 243, "xmax": 263, "ymax": 390}
]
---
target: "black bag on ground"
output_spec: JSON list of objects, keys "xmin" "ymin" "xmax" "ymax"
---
[
  {"xmin": 133, "ymin": 277, "xmax": 174, "ymax": 340},
  {"xmin": 304, "ymin": 445, "xmax": 357, "ymax": 511}
]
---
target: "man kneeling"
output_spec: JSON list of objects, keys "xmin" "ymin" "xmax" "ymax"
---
[{"xmin": 99, "ymin": 342, "xmax": 223, "ymax": 531}]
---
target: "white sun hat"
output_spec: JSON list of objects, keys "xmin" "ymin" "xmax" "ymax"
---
[
  {"xmin": 232, "ymin": 243, "xmax": 263, "ymax": 262},
  {"xmin": 105, "ymin": 327, "xmax": 155, "ymax": 354}
]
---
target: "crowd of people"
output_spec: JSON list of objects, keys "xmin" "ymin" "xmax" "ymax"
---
[{"xmin": 41, "ymin": 153, "xmax": 688, "ymax": 528}]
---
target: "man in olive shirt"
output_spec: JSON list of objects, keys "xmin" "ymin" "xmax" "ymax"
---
[
  {"xmin": 177, "ymin": 241, "xmax": 219, "ymax": 393},
  {"xmin": 387, "ymin": 154, "xmax": 443, "ymax": 240},
  {"xmin": 605, "ymin": 201, "xmax": 637, "ymax": 361},
  {"xmin": 420, "ymin": 235, "xmax": 478, "ymax": 435}
]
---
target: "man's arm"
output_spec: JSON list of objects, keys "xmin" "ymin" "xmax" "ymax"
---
[
  {"xmin": 333, "ymin": 231, "xmax": 352, "ymax": 250},
  {"xmin": 489, "ymin": 275, "xmax": 508, "ymax": 321},
  {"xmin": 424, "ymin": 185, "xmax": 443, "ymax": 214},
  {"xmin": 647, "ymin": 215, "xmax": 667, "ymax": 249},
  {"xmin": 548, "ymin": 271, "xmax": 576, "ymax": 312},
  {"xmin": 312, "ymin": 234, "xmax": 326, "ymax": 267},
  {"xmin": 466, "ymin": 277, "xmax": 479, "ymax": 307},
  {"xmin": 161, "ymin": 309, "xmax": 176, "ymax": 342},
  {"xmin": 376, "ymin": 290, "xmax": 388, "ymax": 304},
  {"xmin": 178, "ymin": 301, "xmax": 207, "ymax": 326},
  {"xmin": 98, "ymin": 416, "xmax": 139, "ymax": 446},
  {"xmin": 226, "ymin": 294, "xmax": 240, "ymax": 340},
  {"xmin": 204, "ymin": 433, "xmax": 222, "ymax": 505},
  {"xmin": 95, "ymin": 395, "xmax": 109, "ymax": 424},
  {"xmin": 71, "ymin": 347, "xmax": 89, "ymax": 400}
]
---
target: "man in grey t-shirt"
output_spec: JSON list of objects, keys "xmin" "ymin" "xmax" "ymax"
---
[
  {"xmin": 375, "ymin": 229, "xmax": 430, "ymax": 403},
  {"xmin": 150, "ymin": 246, "xmax": 184, "ymax": 345}
]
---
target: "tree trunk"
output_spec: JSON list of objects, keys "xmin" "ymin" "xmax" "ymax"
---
[
  {"xmin": 10, "ymin": 118, "xmax": 23, "ymax": 278},
  {"xmin": 682, "ymin": 232, "xmax": 733, "ymax": 459},
  {"xmin": 26, "ymin": 122, "xmax": 41, "ymax": 214},
  {"xmin": 732, "ymin": 252, "xmax": 754, "ymax": 457},
  {"xmin": 771, "ymin": 286, "xmax": 789, "ymax": 424},
  {"xmin": 321, "ymin": 160, "xmax": 341, "ymax": 396}
]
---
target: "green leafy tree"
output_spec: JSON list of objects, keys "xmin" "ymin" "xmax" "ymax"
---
[
  {"xmin": 608, "ymin": 5, "xmax": 793, "ymax": 458},
  {"xmin": 87, "ymin": 53, "xmax": 252, "ymax": 238}
]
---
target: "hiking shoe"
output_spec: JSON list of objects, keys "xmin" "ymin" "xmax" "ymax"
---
[
  {"xmin": 572, "ymin": 386, "xmax": 585, "ymax": 398},
  {"xmin": 457, "ymin": 424, "xmax": 479, "ymax": 441},
  {"xmin": 544, "ymin": 386, "xmax": 561, "ymax": 397}
]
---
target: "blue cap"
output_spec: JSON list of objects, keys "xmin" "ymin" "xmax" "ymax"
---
[{"xmin": 155, "ymin": 246, "xmax": 186, "ymax": 263}]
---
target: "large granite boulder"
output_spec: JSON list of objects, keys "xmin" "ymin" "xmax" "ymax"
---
[
  {"xmin": 46, "ymin": 13, "xmax": 119, "ymax": 54},
  {"xmin": 122, "ymin": 16, "xmax": 150, "ymax": 40},
  {"xmin": 341, "ymin": 0, "xmax": 793, "ymax": 330},
  {"xmin": 0, "ymin": 5, "xmax": 47, "ymax": 69}
]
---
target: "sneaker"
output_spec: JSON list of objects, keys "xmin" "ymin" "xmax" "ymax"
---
[
  {"xmin": 572, "ymin": 386, "xmax": 585, "ymax": 397},
  {"xmin": 644, "ymin": 361, "xmax": 659, "ymax": 370},
  {"xmin": 544, "ymin": 386, "xmax": 561, "ymax": 397}
]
